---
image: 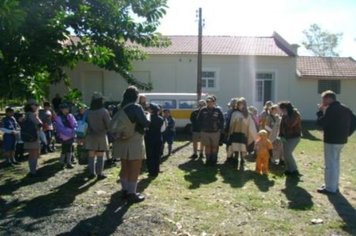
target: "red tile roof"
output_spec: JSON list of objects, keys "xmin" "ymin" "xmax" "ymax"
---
[
  {"xmin": 297, "ymin": 56, "xmax": 356, "ymax": 79},
  {"xmin": 142, "ymin": 35, "xmax": 294, "ymax": 56}
]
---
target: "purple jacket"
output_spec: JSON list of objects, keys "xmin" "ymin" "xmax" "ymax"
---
[{"xmin": 55, "ymin": 113, "xmax": 77, "ymax": 141}]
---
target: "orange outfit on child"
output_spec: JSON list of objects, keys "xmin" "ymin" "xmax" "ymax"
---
[{"xmin": 255, "ymin": 131, "xmax": 273, "ymax": 175}]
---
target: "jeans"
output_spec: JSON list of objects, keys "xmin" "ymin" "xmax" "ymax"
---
[
  {"xmin": 284, "ymin": 137, "xmax": 300, "ymax": 172},
  {"xmin": 324, "ymin": 143, "xmax": 344, "ymax": 192}
]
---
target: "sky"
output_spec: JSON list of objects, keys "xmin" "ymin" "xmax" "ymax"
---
[{"xmin": 157, "ymin": 0, "xmax": 356, "ymax": 58}]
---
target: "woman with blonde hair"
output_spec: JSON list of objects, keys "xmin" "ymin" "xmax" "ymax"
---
[{"xmin": 227, "ymin": 97, "xmax": 257, "ymax": 167}]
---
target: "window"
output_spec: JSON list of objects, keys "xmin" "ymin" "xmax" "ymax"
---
[
  {"xmin": 318, "ymin": 80, "xmax": 341, "ymax": 94},
  {"xmin": 150, "ymin": 99, "xmax": 177, "ymax": 109},
  {"xmin": 178, "ymin": 100, "xmax": 197, "ymax": 109},
  {"xmin": 201, "ymin": 70, "xmax": 218, "ymax": 91},
  {"xmin": 255, "ymin": 72, "xmax": 274, "ymax": 103}
]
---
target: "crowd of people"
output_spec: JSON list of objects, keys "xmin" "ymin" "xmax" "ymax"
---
[
  {"xmin": 1, "ymin": 87, "xmax": 355, "ymax": 204},
  {"xmin": 189, "ymin": 95, "xmax": 302, "ymax": 177}
]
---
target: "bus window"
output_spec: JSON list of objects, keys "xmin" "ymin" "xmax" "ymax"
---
[
  {"xmin": 150, "ymin": 99, "xmax": 177, "ymax": 109},
  {"xmin": 178, "ymin": 100, "xmax": 197, "ymax": 109}
]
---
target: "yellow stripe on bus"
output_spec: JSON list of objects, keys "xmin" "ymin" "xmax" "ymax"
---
[{"xmin": 170, "ymin": 110, "xmax": 193, "ymax": 119}]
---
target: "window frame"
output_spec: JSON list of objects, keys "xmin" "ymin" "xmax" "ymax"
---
[
  {"xmin": 318, "ymin": 80, "xmax": 341, "ymax": 94},
  {"xmin": 201, "ymin": 68, "xmax": 220, "ymax": 92}
]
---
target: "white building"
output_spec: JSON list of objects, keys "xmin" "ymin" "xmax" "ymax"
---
[{"xmin": 51, "ymin": 32, "xmax": 356, "ymax": 120}]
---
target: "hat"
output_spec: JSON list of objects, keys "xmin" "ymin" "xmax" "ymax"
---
[
  {"xmin": 92, "ymin": 92, "xmax": 104, "ymax": 100},
  {"xmin": 149, "ymin": 103, "xmax": 160, "ymax": 113}
]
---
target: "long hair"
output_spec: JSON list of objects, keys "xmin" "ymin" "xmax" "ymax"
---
[
  {"xmin": 279, "ymin": 101, "xmax": 294, "ymax": 117},
  {"xmin": 237, "ymin": 97, "xmax": 249, "ymax": 118},
  {"xmin": 121, "ymin": 86, "xmax": 139, "ymax": 107}
]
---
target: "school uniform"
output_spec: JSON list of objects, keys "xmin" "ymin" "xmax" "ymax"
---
[{"xmin": 145, "ymin": 112, "xmax": 164, "ymax": 177}]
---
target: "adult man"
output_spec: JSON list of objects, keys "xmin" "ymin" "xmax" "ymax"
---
[
  {"xmin": 198, "ymin": 96, "xmax": 224, "ymax": 165},
  {"xmin": 189, "ymin": 100, "xmax": 206, "ymax": 159},
  {"xmin": 316, "ymin": 90, "xmax": 353, "ymax": 194}
]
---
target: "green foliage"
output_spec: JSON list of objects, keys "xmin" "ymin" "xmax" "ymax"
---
[
  {"xmin": 302, "ymin": 24, "xmax": 343, "ymax": 57},
  {"xmin": 0, "ymin": 0, "xmax": 169, "ymax": 101}
]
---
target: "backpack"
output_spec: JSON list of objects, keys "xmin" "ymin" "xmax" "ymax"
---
[
  {"xmin": 21, "ymin": 117, "xmax": 38, "ymax": 142},
  {"xmin": 349, "ymin": 111, "xmax": 356, "ymax": 136},
  {"xmin": 109, "ymin": 103, "xmax": 135, "ymax": 140}
]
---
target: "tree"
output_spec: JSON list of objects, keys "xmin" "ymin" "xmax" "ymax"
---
[
  {"xmin": 0, "ymin": 0, "xmax": 169, "ymax": 101},
  {"xmin": 302, "ymin": 24, "xmax": 343, "ymax": 57}
]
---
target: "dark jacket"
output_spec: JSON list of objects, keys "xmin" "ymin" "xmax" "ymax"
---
[
  {"xmin": 190, "ymin": 109, "xmax": 201, "ymax": 132},
  {"xmin": 280, "ymin": 110, "xmax": 302, "ymax": 139},
  {"xmin": 123, "ymin": 103, "xmax": 150, "ymax": 135},
  {"xmin": 145, "ymin": 114, "xmax": 164, "ymax": 142},
  {"xmin": 198, "ymin": 107, "xmax": 224, "ymax": 133},
  {"xmin": 316, "ymin": 101, "xmax": 351, "ymax": 144}
]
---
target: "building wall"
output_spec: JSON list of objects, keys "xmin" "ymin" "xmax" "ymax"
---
[
  {"xmin": 51, "ymin": 54, "xmax": 356, "ymax": 120},
  {"xmin": 289, "ymin": 78, "xmax": 356, "ymax": 120}
]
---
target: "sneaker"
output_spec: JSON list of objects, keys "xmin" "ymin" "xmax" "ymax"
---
[
  {"xmin": 190, "ymin": 154, "xmax": 198, "ymax": 159},
  {"xmin": 199, "ymin": 153, "xmax": 204, "ymax": 159},
  {"xmin": 97, "ymin": 174, "xmax": 107, "ymax": 180},
  {"xmin": 317, "ymin": 186, "xmax": 337, "ymax": 195},
  {"xmin": 88, "ymin": 174, "xmax": 96, "ymax": 179},
  {"xmin": 127, "ymin": 193, "xmax": 145, "ymax": 203},
  {"xmin": 66, "ymin": 164, "xmax": 74, "ymax": 169}
]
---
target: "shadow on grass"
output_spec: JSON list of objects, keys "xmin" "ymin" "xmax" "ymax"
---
[
  {"xmin": 8, "ymin": 171, "xmax": 97, "ymax": 219},
  {"xmin": 58, "ymin": 191, "xmax": 130, "ymax": 236},
  {"xmin": 62, "ymin": 173, "xmax": 154, "ymax": 235},
  {"xmin": 0, "ymin": 161, "xmax": 64, "ymax": 196},
  {"xmin": 281, "ymin": 175, "xmax": 313, "ymax": 210},
  {"xmin": 178, "ymin": 157, "xmax": 218, "ymax": 189},
  {"xmin": 220, "ymin": 162, "xmax": 275, "ymax": 192},
  {"xmin": 327, "ymin": 193, "xmax": 356, "ymax": 234}
]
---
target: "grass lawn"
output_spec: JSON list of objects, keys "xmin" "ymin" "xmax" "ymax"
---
[{"xmin": 0, "ymin": 125, "xmax": 355, "ymax": 235}]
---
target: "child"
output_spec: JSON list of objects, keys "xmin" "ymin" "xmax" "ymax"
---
[
  {"xmin": 162, "ymin": 109, "xmax": 175, "ymax": 156},
  {"xmin": 55, "ymin": 103, "xmax": 77, "ymax": 168},
  {"xmin": 255, "ymin": 130, "xmax": 273, "ymax": 175},
  {"xmin": 1, "ymin": 108, "xmax": 20, "ymax": 165},
  {"xmin": 144, "ymin": 103, "xmax": 165, "ymax": 177},
  {"xmin": 39, "ymin": 102, "xmax": 55, "ymax": 153},
  {"xmin": 265, "ymin": 105, "xmax": 284, "ymax": 165}
]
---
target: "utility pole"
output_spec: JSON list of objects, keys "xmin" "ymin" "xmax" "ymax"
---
[{"xmin": 196, "ymin": 7, "xmax": 203, "ymax": 101}]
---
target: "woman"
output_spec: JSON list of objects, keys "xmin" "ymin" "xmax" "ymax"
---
[
  {"xmin": 85, "ymin": 92, "xmax": 111, "ymax": 179},
  {"xmin": 112, "ymin": 86, "xmax": 150, "ymax": 203},
  {"xmin": 279, "ymin": 101, "xmax": 302, "ymax": 176},
  {"xmin": 227, "ymin": 97, "xmax": 257, "ymax": 167},
  {"xmin": 55, "ymin": 103, "xmax": 77, "ymax": 168},
  {"xmin": 23, "ymin": 100, "xmax": 42, "ymax": 177}
]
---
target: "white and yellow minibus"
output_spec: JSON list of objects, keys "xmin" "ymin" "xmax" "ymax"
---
[{"xmin": 142, "ymin": 93, "xmax": 206, "ymax": 131}]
